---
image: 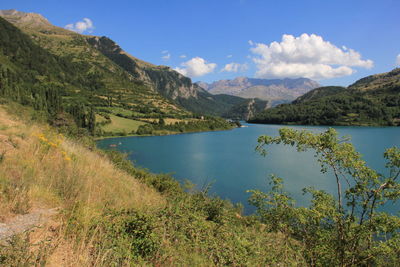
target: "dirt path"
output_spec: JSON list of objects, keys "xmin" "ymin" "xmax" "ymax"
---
[{"xmin": 0, "ymin": 208, "xmax": 58, "ymax": 242}]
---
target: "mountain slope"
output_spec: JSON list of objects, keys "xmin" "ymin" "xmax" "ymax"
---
[
  {"xmin": 86, "ymin": 36, "xmax": 268, "ymax": 118},
  {"xmin": 0, "ymin": 10, "xmax": 190, "ymax": 122},
  {"xmin": 248, "ymin": 68, "xmax": 400, "ymax": 126},
  {"xmin": 0, "ymin": 9, "xmax": 267, "ymax": 119},
  {"xmin": 198, "ymin": 77, "xmax": 319, "ymax": 106},
  {"xmin": 0, "ymin": 10, "xmax": 239, "ymax": 136}
]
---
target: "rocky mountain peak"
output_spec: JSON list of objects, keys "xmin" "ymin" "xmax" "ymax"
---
[
  {"xmin": 197, "ymin": 77, "xmax": 320, "ymax": 106},
  {"xmin": 0, "ymin": 9, "xmax": 50, "ymax": 26}
]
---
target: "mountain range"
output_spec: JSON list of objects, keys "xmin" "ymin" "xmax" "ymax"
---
[
  {"xmin": 0, "ymin": 9, "xmax": 268, "ymax": 127},
  {"xmin": 197, "ymin": 77, "xmax": 320, "ymax": 106},
  {"xmin": 3, "ymin": 9, "xmax": 396, "ymax": 128},
  {"xmin": 249, "ymin": 68, "xmax": 400, "ymax": 126}
]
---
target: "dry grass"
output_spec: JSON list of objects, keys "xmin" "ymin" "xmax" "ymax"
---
[{"xmin": 0, "ymin": 106, "xmax": 165, "ymax": 265}]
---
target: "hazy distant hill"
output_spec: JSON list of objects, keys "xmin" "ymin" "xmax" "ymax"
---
[
  {"xmin": 197, "ymin": 77, "xmax": 319, "ymax": 106},
  {"xmin": 248, "ymin": 68, "xmax": 400, "ymax": 126}
]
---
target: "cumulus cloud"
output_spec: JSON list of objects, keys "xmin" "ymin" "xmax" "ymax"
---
[
  {"xmin": 174, "ymin": 57, "xmax": 217, "ymax": 77},
  {"xmin": 250, "ymin": 33, "xmax": 373, "ymax": 80},
  {"xmin": 221, "ymin": 62, "xmax": 248, "ymax": 72},
  {"xmin": 396, "ymin": 54, "xmax": 400, "ymax": 66},
  {"xmin": 161, "ymin": 50, "xmax": 171, "ymax": 61},
  {"xmin": 65, "ymin": 18, "xmax": 94, "ymax": 34}
]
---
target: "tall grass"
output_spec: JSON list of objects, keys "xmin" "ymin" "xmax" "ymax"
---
[{"xmin": 0, "ymin": 106, "xmax": 164, "ymax": 265}]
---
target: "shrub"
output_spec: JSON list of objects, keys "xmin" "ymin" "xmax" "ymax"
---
[{"xmin": 249, "ymin": 128, "xmax": 400, "ymax": 266}]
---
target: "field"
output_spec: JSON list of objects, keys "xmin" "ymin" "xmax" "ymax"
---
[{"xmin": 99, "ymin": 114, "xmax": 147, "ymax": 134}]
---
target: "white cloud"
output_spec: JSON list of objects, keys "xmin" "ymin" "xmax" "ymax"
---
[
  {"xmin": 221, "ymin": 62, "xmax": 248, "ymax": 72},
  {"xmin": 174, "ymin": 57, "xmax": 217, "ymax": 77},
  {"xmin": 161, "ymin": 50, "xmax": 171, "ymax": 61},
  {"xmin": 250, "ymin": 33, "xmax": 373, "ymax": 80},
  {"xmin": 65, "ymin": 18, "xmax": 94, "ymax": 34},
  {"xmin": 227, "ymin": 54, "xmax": 233, "ymax": 58},
  {"xmin": 162, "ymin": 54, "xmax": 171, "ymax": 61},
  {"xmin": 396, "ymin": 54, "xmax": 400, "ymax": 66},
  {"xmin": 179, "ymin": 54, "xmax": 187, "ymax": 58}
]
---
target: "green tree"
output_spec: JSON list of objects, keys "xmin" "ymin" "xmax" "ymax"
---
[
  {"xmin": 88, "ymin": 107, "xmax": 96, "ymax": 135},
  {"xmin": 249, "ymin": 128, "xmax": 400, "ymax": 266},
  {"xmin": 158, "ymin": 117, "xmax": 165, "ymax": 126}
]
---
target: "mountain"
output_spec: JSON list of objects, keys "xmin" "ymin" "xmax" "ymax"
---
[
  {"xmin": 85, "ymin": 36, "xmax": 268, "ymax": 118},
  {"xmin": 0, "ymin": 11, "xmax": 239, "ymax": 137},
  {"xmin": 197, "ymin": 77, "xmax": 320, "ymax": 106},
  {"xmin": 0, "ymin": 9, "xmax": 265, "ymax": 131},
  {"xmin": 248, "ymin": 68, "xmax": 400, "ymax": 126}
]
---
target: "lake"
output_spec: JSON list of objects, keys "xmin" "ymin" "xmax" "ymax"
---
[{"xmin": 97, "ymin": 123, "xmax": 400, "ymax": 214}]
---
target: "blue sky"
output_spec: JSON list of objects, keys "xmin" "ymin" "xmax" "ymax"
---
[{"xmin": 1, "ymin": 0, "xmax": 400, "ymax": 85}]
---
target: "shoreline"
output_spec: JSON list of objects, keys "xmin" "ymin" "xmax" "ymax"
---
[{"xmin": 94, "ymin": 126, "xmax": 238, "ymax": 141}]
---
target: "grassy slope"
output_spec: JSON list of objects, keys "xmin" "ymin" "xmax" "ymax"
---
[
  {"xmin": 101, "ymin": 114, "xmax": 147, "ymax": 133},
  {"xmin": 0, "ymin": 103, "xmax": 304, "ymax": 266},
  {"xmin": 0, "ymin": 104, "xmax": 163, "ymax": 265}
]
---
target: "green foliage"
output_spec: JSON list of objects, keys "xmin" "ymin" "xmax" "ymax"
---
[
  {"xmin": 0, "ymin": 17, "xmax": 98, "ymax": 133},
  {"xmin": 100, "ymin": 149, "xmax": 305, "ymax": 265},
  {"xmin": 250, "ymin": 128, "xmax": 400, "ymax": 266},
  {"xmin": 135, "ymin": 117, "xmax": 235, "ymax": 135},
  {"xmin": 93, "ymin": 209, "xmax": 160, "ymax": 263}
]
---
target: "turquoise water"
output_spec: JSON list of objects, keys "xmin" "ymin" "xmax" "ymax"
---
[{"xmin": 97, "ymin": 123, "xmax": 400, "ymax": 214}]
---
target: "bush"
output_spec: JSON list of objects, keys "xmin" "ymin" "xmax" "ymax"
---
[{"xmin": 93, "ymin": 209, "xmax": 160, "ymax": 263}]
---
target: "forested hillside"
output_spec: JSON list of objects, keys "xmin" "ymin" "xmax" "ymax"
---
[
  {"xmin": 249, "ymin": 69, "xmax": 400, "ymax": 126},
  {"xmin": 0, "ymin": 14, "xmax": 236, "ymax": 136}
]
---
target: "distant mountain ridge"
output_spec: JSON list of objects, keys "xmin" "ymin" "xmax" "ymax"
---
[
  {"xmin": 197, "ymin": 77, "xmax": 320, "ymax": 106},
  {"xmin": 248, "ymin": 68, "xmax": 400, "ymax": 126}
]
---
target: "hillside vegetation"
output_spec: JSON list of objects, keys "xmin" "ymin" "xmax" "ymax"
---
[
  {"xmin": 0, "ymin": 10, "xmax": 267, "ymax": 122},
  {"xmin": 0, "ymin": 14, "xmax": 237, "ymax": 137},
  {"xmin": 0, "ymin": 103, "xmax": 303, "ymax": 266},
  {"xmin": 249, "ymin": 69, "xmax": 400, "ymax": 126},
  {"xmin": 2, "ymin": 102, "xmax": 400, "ymax": 266},
  {"xmin": 87, "ymin": 36, "xmax": 268, "ymax": 119}
]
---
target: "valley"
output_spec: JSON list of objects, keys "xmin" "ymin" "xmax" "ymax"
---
[{"xmin": 1, "ymin": 3, "xmax": 399, "ymax": 266}]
